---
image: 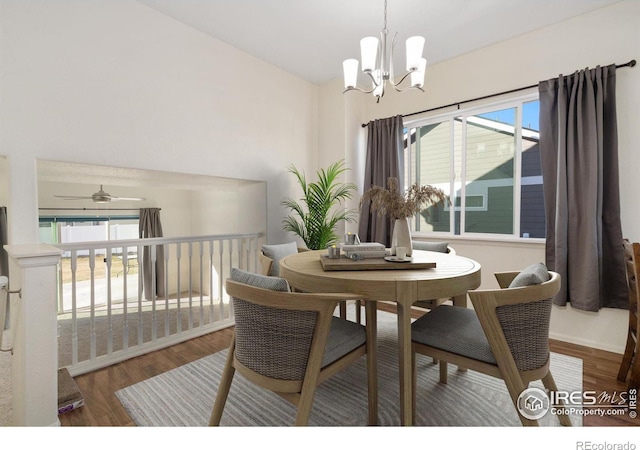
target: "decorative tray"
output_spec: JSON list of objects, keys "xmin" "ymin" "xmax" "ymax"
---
[{"xmin": 320, "ymin": 255, "xmax": 436, "ymax": 271}]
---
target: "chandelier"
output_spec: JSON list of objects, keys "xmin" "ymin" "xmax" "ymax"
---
[{"xmin": 342, "ymin": 0, "xmax": 426, "ymax": 103}]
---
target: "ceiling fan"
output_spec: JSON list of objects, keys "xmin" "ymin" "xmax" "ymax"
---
[{"xmin": 54, "ymin": 185, "xmax": 146, "ymax": 203}]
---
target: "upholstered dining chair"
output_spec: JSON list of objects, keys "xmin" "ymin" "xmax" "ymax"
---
[
  {"xmin": 617, "ymin": 239, "xmax": 640, "ymax": 390},
  {"xmin": 411, "ymin": 263, "xmax": 572, "ymax": 426},
  {"xmin": 209, "ymin": 268, "xmax": 377, "ymax": 426}
]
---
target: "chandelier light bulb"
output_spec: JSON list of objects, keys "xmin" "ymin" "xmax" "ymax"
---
[
  {"xmin": 343, "ymin": 59, "xmax": 359, "ymax": 89},
  {"xmin": 405, "ymin": 36, "xmax": 425, "ymax": 72},
  {"xmin": 411, "ymin": 58, "xmax": 427, "ymax": 88},
  {"xmin": 360, "ymin": 37, "xmax": 379, "ymax": 73}
]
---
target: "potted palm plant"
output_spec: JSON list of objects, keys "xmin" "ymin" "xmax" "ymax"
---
[
  {"xmin": 281, "ymin": 160, "xmax": 358, "ymax": 250},
  {"xmin": 360, "ymin": 177, "xmax": 448, "ymax": 256}
]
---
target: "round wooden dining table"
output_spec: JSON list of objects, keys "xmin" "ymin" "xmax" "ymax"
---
[{"xmin": 279, "ymin": 249, "xmax": 481, "ymax": 426}]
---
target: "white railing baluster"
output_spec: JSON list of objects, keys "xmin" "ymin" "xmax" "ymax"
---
[
  {"xmin": 71, "ymin": 251, "xmax": 78, "ymax": 367},
  {"xmin": 176, "ymin": 243, "xmax": 182, "ymax": 334},
  {"xmin": 164, "ymin": 244, "xmax": 170, "ymax": 338},
  {"xmin": 187, "ymin": 241, "xmax": 193, "ymax": 330},
  {"xmin": 137, "ymin": 243, "xmax": 144, "ymax": 347},
  {"xmin": 89, "ymin": 248, "xmax": 96, "ymax": 361},
  {"xmin": 208, "ymin": 239, "xmax": 214, "ymax": 325},
  {"xmin": 150, "ymin": 244, "xmax": 157, "ymax": 342},
  {"xmin": 198, "ymin": 241, "xmax": 204, "ymax": 327},
  {"xmin": 227, "ymin": 239, "xmax": 233, "ymax": 317},
  {"xmin": 122, "ymin": 248, "xmax": 129, "ymax": 352},
  {"xmin": 106, "ymin": 247, "xmax": 113, "ymax": 356},
  {"xmin": 218, "ymin": 239, "xmax": 224, "ymax": 319}
]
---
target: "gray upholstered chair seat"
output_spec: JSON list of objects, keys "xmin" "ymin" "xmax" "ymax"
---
[
  {"xmin": 411, "ymin": 305, "xmax": 497, "ymax": 366},
  {"xmin": 323, "ymin": 317, "xmax": 367, "ymax": 367}
]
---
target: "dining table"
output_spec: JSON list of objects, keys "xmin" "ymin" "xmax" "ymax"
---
[{"xmin": 279, "ymin": 248, "xmax": 481, "ymax": 426}]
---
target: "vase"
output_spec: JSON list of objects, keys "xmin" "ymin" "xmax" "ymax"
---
[{"xmin": 391, "ymin": 218, "xmax": 412, "ymax": 256}]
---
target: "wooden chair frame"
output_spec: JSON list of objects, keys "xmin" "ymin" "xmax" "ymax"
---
[
  {"xmin": 412, "ymin": 271, "xmax": 572, "ymax": 426},
  {"xmin": 209, "ymin": 279, "xmax": 378, "ymax": 426},
  {"xmin": 617, "ymin": 239, "xmax": 640, "ymax": 389}
]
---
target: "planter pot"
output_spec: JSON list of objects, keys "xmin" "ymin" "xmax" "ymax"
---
[{"xmin": 391, "ymin": 218, "xmax": 412, "ymax": 256}]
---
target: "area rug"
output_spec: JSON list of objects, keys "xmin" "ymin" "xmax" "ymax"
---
[{"xmin": 116, "ymin": 310, "xmax": 583, "ymax": 426}]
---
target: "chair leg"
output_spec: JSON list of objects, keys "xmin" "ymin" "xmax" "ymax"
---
[
  {"xmin": 503, "ymin": 379, "xmax": 539, "ymax": 426},
  {"xmin": 365, "ymin": 302, "xmax": 378, "ymax": 425},
  {"xmin": 542, "ymin": 372, "xmax": 572, "ymax": 426},
  {"xmin": 339, "ymin": 301, "xmax": 347, "ymax": 319},
  {"xmin": 629, "ymin": 346, "xmax": 640, "ymax": 390},
  {"xmin": 411, "ymin": 346, "xmax": 417, "ymax": 424},
  {"xmin": 294, "ymin": 387, "xmax": 318, "ymax": 426},
  {"xmin": 439, "ymin": 361, "xmax": 448, "ymax": 384},
  {"xmin": 209, "ymin": 338, "xmax": 236, "ymax": 426},
  {"xmin": 617, "ymin": 331, "xmax": 635, "ymax": 382}
]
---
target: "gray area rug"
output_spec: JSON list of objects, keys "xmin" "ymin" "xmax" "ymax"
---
[{"xmin": 116, "ymin": 310, "xmax": 583, "ymax": 427}]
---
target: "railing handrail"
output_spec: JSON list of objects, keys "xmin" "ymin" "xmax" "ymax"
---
[{"xmin": 53, "ymin": 232, "xmax": 264, "ymax": 251}]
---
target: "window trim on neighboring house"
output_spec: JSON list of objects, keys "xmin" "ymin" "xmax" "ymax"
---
[{"xmin": 404, "ymin": 90, "xmax": 544, "ymax": 243}]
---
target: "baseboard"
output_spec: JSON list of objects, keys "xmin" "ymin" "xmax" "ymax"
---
[{"xmin": 549, "ymin": 331, "xmax": 624, "ymax": 355}]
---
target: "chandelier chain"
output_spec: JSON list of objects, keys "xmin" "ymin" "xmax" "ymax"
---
[{"xmin": 383, "ymin": 0, "xmax": 388, "ymax": 34}]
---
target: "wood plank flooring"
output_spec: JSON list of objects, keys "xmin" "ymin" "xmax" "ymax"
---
[{"xmin": 59, "ymin": 307, "xmax": 638, "ymax": 427}]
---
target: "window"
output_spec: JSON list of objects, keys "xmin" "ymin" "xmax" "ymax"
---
[{"xmin": 405, "ymin": 94, "xmax": 543, "ymax": 239}]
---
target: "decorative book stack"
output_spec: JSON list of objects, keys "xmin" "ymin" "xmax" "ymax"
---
[{"xmin": 340, "ymin": 242, "xmax": 387, "ymax": 259}]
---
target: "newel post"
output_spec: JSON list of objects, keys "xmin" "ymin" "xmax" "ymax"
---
[{"xmin": 5, "ymin": 244, "xmax": 62, "ymax": 426}]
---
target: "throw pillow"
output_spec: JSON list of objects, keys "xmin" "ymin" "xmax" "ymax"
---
[
  {"xmin": 230, "ymin": 268, "xmax": 291, "ymax": 292},
  {"xmin": 261, "ymin": 242, "xmax": 298, "ymax": 276},
  {"xmin": 412, "ymin": 241, "xmax": 450, "ymax": 253},
  {"xmin": 509, "ymin": 262, "xmax": 550, "ymax": 288}
]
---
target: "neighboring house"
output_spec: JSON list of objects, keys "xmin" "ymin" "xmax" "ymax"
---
[{"xmin": 417, "ymin": 116, "xmax": 544, "ymax": 238}]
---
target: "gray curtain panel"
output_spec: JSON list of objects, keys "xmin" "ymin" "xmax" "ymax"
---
[
  {"xmin": 538, "ymin": 65, "xmax": 627, "ymax": 311},
  {"xmin": 139, "ymin": 208, "xmax": 166, "ymax": 300},
  {"xmin": 358, "ymin": 115, "xmax": 405, "ymax": 246}
]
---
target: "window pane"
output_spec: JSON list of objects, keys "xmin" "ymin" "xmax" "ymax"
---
[
  {"xmin": 464, "ymin": 108, "xmax": 515, "ymax": 234},
  {"xmin": 411, "ymin": 121, "xmax": 451, "ymax": 233},
  {"xmin": 520, "ymin": 100, "xmax": 545, "ymax": 238}
]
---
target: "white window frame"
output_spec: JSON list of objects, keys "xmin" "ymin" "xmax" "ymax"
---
[{"xmin": 404, "ymin": 90, "xmax": 542, "ymax": 242}]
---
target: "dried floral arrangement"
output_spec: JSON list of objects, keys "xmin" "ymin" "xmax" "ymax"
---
[{"xmin": 360, "ymin": 177, "xmax": 448, "ymax": 220}]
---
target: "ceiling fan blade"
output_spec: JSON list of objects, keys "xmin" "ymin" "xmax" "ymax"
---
[
  {"xmin": 54, "ymin": 185, "xmax": 146, "ymax": 202},
  {"xmin": 110, "ymin": 197, "xmax": 146, "ymax": 201},
  {"xmin": 54, "ymin": 195, "xmax": 94, "ymax": 200}
]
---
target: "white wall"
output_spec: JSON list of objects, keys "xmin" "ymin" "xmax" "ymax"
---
[
  {"xmin": 324, "ymin": 0, "xmax": 640, "ymax": 353},
  {"xmin": 0, "ymin": 0, "xmax": 317, "ymax": 247}
]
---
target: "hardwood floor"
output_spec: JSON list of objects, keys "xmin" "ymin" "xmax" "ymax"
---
[{"xmin": 59, "ymin": 307, "xmax": 638, "ymax": 427}]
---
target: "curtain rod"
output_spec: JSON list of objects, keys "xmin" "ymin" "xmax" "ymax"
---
[
  {"xmin": 38, "ymin": 207, "xmax": 159, "ymax": 211},
  {"xmin": 361, "ymin": 59, "xmax": 636, "ymax": 127}
]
